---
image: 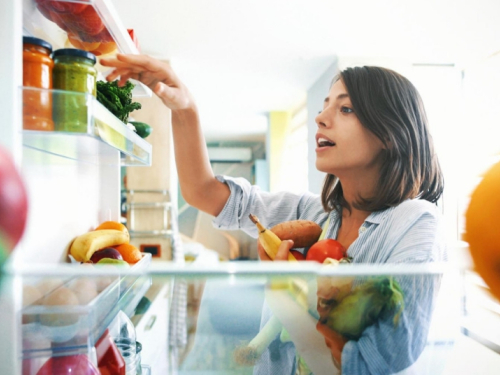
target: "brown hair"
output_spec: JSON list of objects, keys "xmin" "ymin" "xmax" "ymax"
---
[{"xmin": 321, "ymin": 66, "xmax": 444, "ymax": 213}]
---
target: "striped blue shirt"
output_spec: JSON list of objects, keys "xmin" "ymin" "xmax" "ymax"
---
[{"xmin": 213, "ymin": 175, "xmax": 447, "ymax": 375}]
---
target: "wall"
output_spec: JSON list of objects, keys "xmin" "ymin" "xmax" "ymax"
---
[{"xmin": 306, "ymin": 59, "xmax": 339, "ymax": 194}]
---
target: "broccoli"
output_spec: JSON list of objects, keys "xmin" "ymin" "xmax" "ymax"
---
[{"xmin": 96, "ymin": 80, "xmax": 142, "ymax": 123}]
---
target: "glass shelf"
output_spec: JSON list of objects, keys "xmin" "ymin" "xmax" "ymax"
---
[
  {"xmin": 10, "ymin": 261, "xmax": 462, "ymax": 375},
  {"xmin": 22, "ymin": 0, "xmax": 152, "ymax": 97},
  {"xmin": 21, "ymin": 253, "xmax": 152, "ymax": 361},
  {"xmin": 22, "ymin": 87, "xmax": 152, "ymax": 166}
]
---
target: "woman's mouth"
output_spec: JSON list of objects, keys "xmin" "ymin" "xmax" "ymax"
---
[{"xmin": 316, "ymin": 136, "xmax": 336, "ymax": 151}]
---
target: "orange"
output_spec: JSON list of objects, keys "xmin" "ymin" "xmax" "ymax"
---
[
  {"xmin": 92, "ymin": 41, "xmax": 117, "ymax": 56},
  {"xmin": 67, "ymin": 33, "xmax": 100, "ymax": 51},
  {"xmin": 113, "ymin": 243, "xmax": 142, "ymax": 264},
  {"xmin": 95, "ymin": 221, "xmax": 128, "ymax": 233},
  {"xmin": 465, "ymin": 160, "xmax": 500, "ymax": 301}
]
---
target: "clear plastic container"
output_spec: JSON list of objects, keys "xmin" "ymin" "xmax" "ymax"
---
[{"xmin": 20, "ymin": 254, "xmax": 152, "ymax": 375}]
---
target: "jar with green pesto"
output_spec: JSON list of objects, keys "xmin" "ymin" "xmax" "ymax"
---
[{"xmin": 52, "ymin": 48, "xmax": 97, "ymax": 132}]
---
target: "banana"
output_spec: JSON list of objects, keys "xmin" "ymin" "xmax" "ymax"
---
[
  {"xmin": 249, "ymin": 214, "xmax": 296, "ymax": 261},
  {"xmin": 70, "ymin": 229, "xmax": 129, "ymax": 262}
]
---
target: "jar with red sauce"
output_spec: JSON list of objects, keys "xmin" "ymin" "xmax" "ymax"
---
[{"xmin": 22, "ymin": 36, "xmax": 54, "ymax": 131}]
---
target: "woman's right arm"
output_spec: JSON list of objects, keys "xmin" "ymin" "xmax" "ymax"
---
[{"xmin": 100, "ymin": 54, "xmax": 230, "ymax": 216}]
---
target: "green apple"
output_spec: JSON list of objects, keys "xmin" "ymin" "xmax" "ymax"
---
[{"xmin": 96, "ymin": 258, "xmax": 130, "ymax": 267}]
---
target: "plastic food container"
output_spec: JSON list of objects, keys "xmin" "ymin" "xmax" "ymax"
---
[
  {"xmin": 52, "ymin": 48, "xmax": 97, "ymax": 132},
  {"xmin": 22, "ymin": 36, "xmax": 54, "ymax": 131}
]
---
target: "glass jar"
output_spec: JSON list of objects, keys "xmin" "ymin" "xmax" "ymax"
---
[
  {"xmin": 52, "ymin": 48, "xmax": 97, "ymax": 132},
  {"xmin": 22, "ymin": 36, "xmax": 54, "ymax": 131}
]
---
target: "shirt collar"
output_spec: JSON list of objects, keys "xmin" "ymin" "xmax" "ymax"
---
[{"xmin": 364, "ymin": 206, "xmax": 394, "ymax": 225}]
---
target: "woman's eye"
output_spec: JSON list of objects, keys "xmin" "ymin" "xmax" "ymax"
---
[{"xmin": 340, "ymin": 106, "xmax": 353, "ymax": 113}]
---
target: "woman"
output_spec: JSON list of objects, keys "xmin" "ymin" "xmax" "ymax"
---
[{"xmin": 101, "ymin": 55, "xmax": 446, "ymax": 374}]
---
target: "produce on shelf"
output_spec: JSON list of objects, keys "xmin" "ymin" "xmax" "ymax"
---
[
  {"xmin": 96, "ymin": 258, "xmax": 130, "ymax": 267},
  {"xmin": 465, "ymin": 160, "xmax": 500, "ymax": 301},
  {"xmin": 113, "ymin": 243, "xmax": 142, "ymax": 264},
  {"xmin": 68, "ymin": 220, "xmax": 143, "ymax": 266},
  {"xmin": 90, "ymin": 247, "xmax": 123, "ymax": 263},
  {"xmin": 67, "ymin": 32, "xmax": 117, "ymax": 56},
  {"xmin": 129, "ymin": 121, "xmax": 153, "ymax": 139},
  {"xmin": 95, "ymin": 220, "xmax": 129, "ymax": 233},
  {"xmin": 40, "ymin": 287, "xmax": 80, "ymax": 326},
  {"xmin": 96, "ymin": 80, "xmax": 142, "ymax": 123},
  {"xmin": 0, "ymin": 146, "xmax": 28, "ymax": 251},
  {"xmin": 325, "ymin": 276, "xmax": 404, "ymax": 340},
  {"xmin": 69, "ymin": 229, "xmax": 129, "ymax": 262},
  {"xmin": 70, "ymin": 278, "xmax": 98, "ymax": 305},
  {"xmin": 34, "ymin": 0, "xmax": 113, "ymax": 45}
]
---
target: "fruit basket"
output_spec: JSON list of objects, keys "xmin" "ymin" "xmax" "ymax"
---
[
  {"xmin": 21, "ymin": 253, "xmax": 152, "ymax": 374},
  {"xmin": 22, "ymin": 87, "xmax": 152, "ymax": 166}
]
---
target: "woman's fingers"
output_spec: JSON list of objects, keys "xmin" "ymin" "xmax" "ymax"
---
[
  {"xmin": 257, "ymin": 241, "xmax": 272, "ymax": 261},
  {"xmin": 258, "ymin": 239, "xmax": 295, "ymax": 261},
  {"xmin": 275, "ymin": 240, "xmax": 294, "ymax": 260},
  {"xmin": 116, "ymin": 53, "xmax": 162, "ymax": 73}
]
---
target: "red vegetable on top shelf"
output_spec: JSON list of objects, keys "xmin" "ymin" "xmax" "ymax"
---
[{"xmin": 35, "ymin": 0, "xmax": 110, "ymax": 44}]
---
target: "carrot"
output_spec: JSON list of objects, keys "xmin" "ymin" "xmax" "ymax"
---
[{"xmin": 270, "ymin": 220, "xmax": 322, "ymax": 248}]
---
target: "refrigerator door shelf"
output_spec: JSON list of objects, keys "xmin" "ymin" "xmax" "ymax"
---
[
  {"xmin": 22, "ymin": 0, "xmax": 152, "ymax": 97},
  {"xmin": 21, "ymin": 253, "xmax": 152, "ymax": 362},
  {"xmin": 22, "ymin": 87, "xmax": 152, "ymax": 166}
]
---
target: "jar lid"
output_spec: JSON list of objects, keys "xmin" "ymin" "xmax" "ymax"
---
[
  {"xmin": 23, "ymin": 36, "xmax": 52, "ymax": 53},
  {"xmin": 52, "ymin": 48, "xmax": 97, "ymax": 64}
]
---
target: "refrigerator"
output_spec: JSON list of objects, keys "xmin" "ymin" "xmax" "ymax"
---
[{"xmin": 0, "ymin": 1, "xmax": 481, "ymax": 374}]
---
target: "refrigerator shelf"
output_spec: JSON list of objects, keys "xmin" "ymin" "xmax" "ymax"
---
[
  {"xmin": 21, "ymin": 253, "xmax": 152, "ymax": 360},
  {"xmin": 22, "ymin": 87, "xmax": 152, "ymax": 166},
  {"xmin": 23, "ymin": 0, "xmax": 152, "ymax": 97}
]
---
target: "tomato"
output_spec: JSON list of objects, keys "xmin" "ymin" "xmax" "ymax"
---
[
  {"xmin": 306, "ymin": 239, "xmax": 346, "ymax": 263},
  {"xmin": 290, "ymin": 250, "xmax": 306, "ymax": 261},
  {"xmin": 73, "ymin": 6, "xmax": 105, "ymax": 36},
  {"xmin": 0, "ymin": 147, "xmax": 28, "ymax": 250}
]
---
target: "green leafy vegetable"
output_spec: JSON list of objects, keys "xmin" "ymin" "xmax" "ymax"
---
[
  {"xmin": 326, "ymin": 276, "xmax": 404, "ymax": 340},
  {"xmin": 96, "ymin": 80, "xmax": 142, "ymax": 123}
]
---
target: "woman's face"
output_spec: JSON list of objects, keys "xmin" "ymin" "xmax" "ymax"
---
[{"xmin": 315, "ymin": 79, "xmax": 385, "ymax": 178}]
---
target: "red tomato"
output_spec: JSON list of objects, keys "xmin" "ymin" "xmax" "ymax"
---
[
  {"xmin": 74, "ymin": 6, "xmax": 105, "ymax": 36},
  {"xmin": 47, "ymin": 1, "xmax": 88, "ymax": 14},
  {"xmin": 290, "ymin": 250, "xmax": 306, "ymax": 261},
  {"xmin": 306, "ymin": 239, "xmax": 346, "ymax": 263},
  {"xmin": 0, "ymin": 147, "xmax": 28, "ymax": 251}
]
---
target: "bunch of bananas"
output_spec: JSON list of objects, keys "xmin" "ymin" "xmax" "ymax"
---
[{"xmin": 69, "ymin": 222, "xmax": 129, "ymax": 262}]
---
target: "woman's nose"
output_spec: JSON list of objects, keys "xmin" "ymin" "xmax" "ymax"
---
[{"xmin": 316, "ymin": 111, "xmax": 327, "ymax": 128}]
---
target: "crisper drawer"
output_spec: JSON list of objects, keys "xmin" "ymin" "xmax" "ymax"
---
[{"xmin": 135, "ymin": 281, "xmax": 172, "ymax": 370}]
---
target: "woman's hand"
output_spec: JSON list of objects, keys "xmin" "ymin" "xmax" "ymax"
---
[
  {"xmin": 257, "ymin": 240, "xmax": 294, "ymax": 261},
  {"xmin": 100, "ymin": 54, "xmax": 195, "ymax": 111}
]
